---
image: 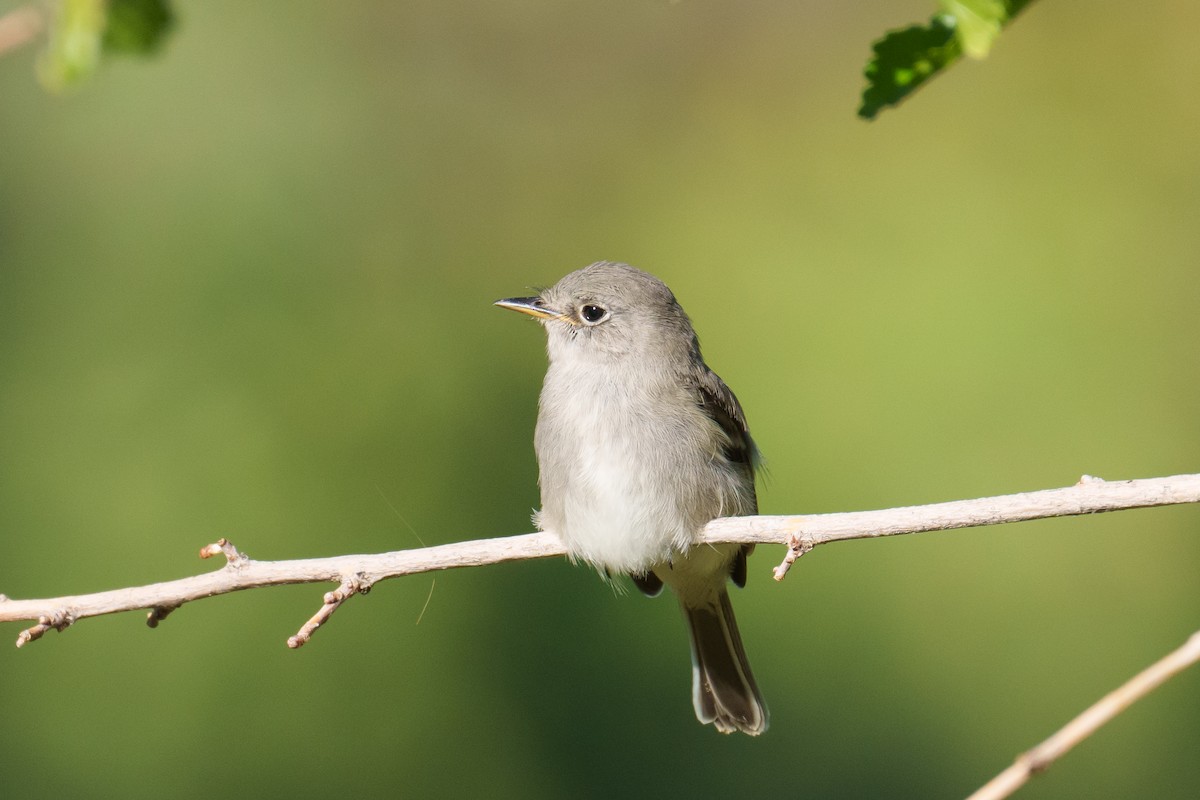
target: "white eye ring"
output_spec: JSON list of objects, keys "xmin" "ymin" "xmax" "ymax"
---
[{"xmin": 579, "ymin": 304, "xmax": 609, "ymax": 325}]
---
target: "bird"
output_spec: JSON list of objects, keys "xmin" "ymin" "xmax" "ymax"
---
[{"xmin": 496, "ymin": 261, "xmax": 768, "ymax": 735}]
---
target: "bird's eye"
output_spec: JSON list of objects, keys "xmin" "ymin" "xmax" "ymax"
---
[{"xmin": 580, "ymin": 304, "xmax": 608, "ymax": 324}]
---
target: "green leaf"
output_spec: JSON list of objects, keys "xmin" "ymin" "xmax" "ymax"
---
[
  {"xmin": 858, "ymin": 0, "xmax": 1037, "ymax": 120},
  {"xmin": 103, "ymin": 0, "xmax": 174, "ymax": 56},
  {"xmin": 941, "ymin": 0, "xmax": 1006, "ymax": 58},
  {"xmin": 858, "ymin": 15, "xmax": 961, "ymax": 121}
]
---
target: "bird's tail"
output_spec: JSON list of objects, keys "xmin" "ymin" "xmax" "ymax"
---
[{"xmin": 681, "ymin": 589, "xmax": 768, "ymax": 735}]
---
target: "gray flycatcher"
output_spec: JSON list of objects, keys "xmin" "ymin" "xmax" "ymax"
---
[{"xmin": 496, "ymin": 261, "xmax": 768, "ymax": 735}]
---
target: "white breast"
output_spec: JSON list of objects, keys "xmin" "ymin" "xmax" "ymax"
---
[{"xmin": 535, "ymin": 363, "xmax": 702, "ymax": 575}]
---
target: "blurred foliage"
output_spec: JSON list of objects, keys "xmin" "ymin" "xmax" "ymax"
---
[
  {"xmin": 34, "ymin": 0, "xmax": 173, "ymax": 91},
  {"xmin": 13, "ymin": 0, "xmax": 1034, "ymax": 121},
  {"xmin": 860, "ymin": 0, "xmax": 1036, "ymax": 119},
  {"xmin": 36, "ymin": 0, "xmax": 105, "ymax": 91},
  {"xmin": 1, "ymin": 2, "xmax": 1198, "ymax": 799},
  {"xmin": 102, "ymin": 0, "xmax": 173, "ymax": 55}
]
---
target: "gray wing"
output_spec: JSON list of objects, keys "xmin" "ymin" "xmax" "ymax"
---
[
  {"xmin": 629, "ymin": 365, "xmax": 760, "ymax": 597},
  {"xmin": 690, "ymin": 365, "xmax": 760, "ymax": 589},
  {"xmin": 691, "ymin": 365, "xmax": 760, "ymax": 507}
]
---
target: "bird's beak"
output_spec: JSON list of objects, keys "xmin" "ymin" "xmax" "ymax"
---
[{"xmin": 494, "ymin": 296, "xmax": 563, "ymax": 321}]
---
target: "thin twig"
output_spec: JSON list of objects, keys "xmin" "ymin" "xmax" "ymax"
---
[
  {"xmin": 0, "ymin": 474, "xmax": 1197, "ymax": 646},
  {"xmin": 287, "ymin": 574, "xmax": 371, "ymax": 649},
  {"xmin": 14, "ymin": 609, "xmax": 74, "ymax": 648},
  {"xmin": 772, "ymin": 534, "xmax": 813, "ymax": 581},
  {"xmin": 198, "ymin": 537, "xmax": 248, "ymax": 565},
  {"xmin": 967, "ymin": 629, "xmax": 1200, "ymax": 800}
]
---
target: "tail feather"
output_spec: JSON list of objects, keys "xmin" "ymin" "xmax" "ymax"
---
[{"xmin": 682, "ymin": 589, "xmax": 768, "ymax": 735}]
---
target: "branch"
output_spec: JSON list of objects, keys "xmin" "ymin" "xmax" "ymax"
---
[
  {"xmin": 731, "ymin": 472, "xmax": 1200, "ymax": 579},
  {"xmin": 1, "ymin": 532, "xmax": 566, "ymax": 646},
  {"xmin": 967, "ymin": 629, "xmax": 1200, "ymax": 800},
  {"xmin": 1, "ymin": 473, "xmax": 1197, "ymax": 649}
]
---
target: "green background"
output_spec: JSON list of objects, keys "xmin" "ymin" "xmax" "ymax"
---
[{"xmin": 1, "ymin": 2, "xmax": 1198, "ymax": 797}]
